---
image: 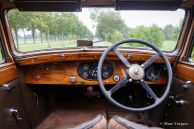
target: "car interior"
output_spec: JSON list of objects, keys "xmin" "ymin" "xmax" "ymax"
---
[{"xmin": 0, "ymin": 0, "xmax": 194, "ymax": 129}]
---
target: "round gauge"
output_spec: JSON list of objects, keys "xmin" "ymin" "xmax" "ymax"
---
[
  {"xmin": 145, "ymin": 66, "xmax": 161, "ymax": 81},
  {"xmin": 102, "ymin": 72, "xmax": 109, "ymax": 78}
]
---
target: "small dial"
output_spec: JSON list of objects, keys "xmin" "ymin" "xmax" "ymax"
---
[
  {"xmin": 145, "ymin": 66, "xmax": 161, "ymax": 81},
  {"xmin": 103, "ymin": 72, "xmax": 109, "ymax": 78}
]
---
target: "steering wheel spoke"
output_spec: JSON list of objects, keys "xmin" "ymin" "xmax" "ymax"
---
[
  {"xmin": 108, "ymin": 77, "xmax": 129, "ymax": 96},
  {"xmin": 113, "ymin": 48, "xmax": 130, "ymax": 68},
  {"xmin": 141, "ymin": 53, "xmax": 160, "ymax": 69},
  {"xmin": 140, "ymin": 80, "xmax": 159, "ymax": 101}
]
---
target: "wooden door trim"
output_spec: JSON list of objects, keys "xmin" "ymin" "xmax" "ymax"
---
[{"xmin": 175, "ymin": 62, "xmax": 194, "ymax": 83}]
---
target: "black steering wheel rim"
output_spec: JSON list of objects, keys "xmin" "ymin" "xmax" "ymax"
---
[{"xmin": 97, "ymin": 39, "xmax": 172, "ymax": 112}]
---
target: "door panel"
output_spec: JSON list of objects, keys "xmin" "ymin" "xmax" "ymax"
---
[
  {"xmin": 163, "ymin": 63, "xmax": 194, "ymax": 129},
  {"xmin": 0, "ymin": 78, "xmax": 30, "ymax": 129},
  {"xmin": 0, "ymin": 21, "xmax": 30, "ymax": 129}
]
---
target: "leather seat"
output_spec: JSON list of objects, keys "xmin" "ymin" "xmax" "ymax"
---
[
  {"xmin": 108, "ymin": 116, "xmax": 163, "ymax": 129},
  {"xmin": 48, "ymin": 114, "xmax": 107, "ymax": 129},
  {"xmin": 47, "ymin": 114, "xmax": 163, "ymax": 129}
]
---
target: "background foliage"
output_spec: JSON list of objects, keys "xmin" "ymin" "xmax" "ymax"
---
[{"xmin": 8, "ymin": 9, "xmax": 183, "ymax": 51}]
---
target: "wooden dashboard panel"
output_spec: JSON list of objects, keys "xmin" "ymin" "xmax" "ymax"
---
[{"xmin": 24, "ymin": 61, "xmax": 167, "ymax": 85}]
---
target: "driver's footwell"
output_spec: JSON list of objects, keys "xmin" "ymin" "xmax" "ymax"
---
[{"xmin": 36, "ymin": 97, "xmax": 156, "ymax": 129}]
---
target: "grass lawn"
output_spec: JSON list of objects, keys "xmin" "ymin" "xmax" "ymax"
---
[
  {"xmin": 16, "ymin": 40, "xmax": 177, "ymax": 52},
  {"xmin": 0, "ymin": 40, "xmax": 180, "ymax": 63},
  {"xmin": 161, "ymin": 40, "xmax": 176, "ymax": 51},
  {"xmin": 0, "ymin": 52, "xmax": 2, "ymax": 62},
  {"xmin": 105, "ymin": 40, "xmax": 176, "ymax": 51},
  {"xmin": 18, "ymin": 41, "xmax": 77, "ymax": 51}
]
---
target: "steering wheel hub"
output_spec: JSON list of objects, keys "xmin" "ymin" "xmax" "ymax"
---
[{"xmin": 128, "ymin": 64, "xmax": 144, "ymax": 80}]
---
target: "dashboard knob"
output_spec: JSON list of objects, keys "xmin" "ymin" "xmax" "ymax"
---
[
  {"xmin": 70, "ymin": 76, "xmax": 76, "ymax": 83},
  {"xmin": 113, "ymin": 75, "xmax": 120, "ymax": 82}
]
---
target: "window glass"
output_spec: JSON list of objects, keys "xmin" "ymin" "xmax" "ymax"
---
[
  {"xmin": 189, "ymin": 44, "xmax": 194, "ymax": 61},
  {"xmin": 8, "ymin": 8, "xmax": 185, "ymax": 52},
  {"xmin": 0, "ymin": 42, "xmax": 5, "ymax": 63}
]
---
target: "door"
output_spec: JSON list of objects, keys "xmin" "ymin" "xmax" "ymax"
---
[
  {"xmin": 0, "ymin": 21, "xmax": 30, "ymax": 129},
  {"xmin": 162, "ymin": 16, "xmax": 194, "ymax": 129}
]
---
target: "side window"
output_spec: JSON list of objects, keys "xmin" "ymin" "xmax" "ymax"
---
[
  {"xmin": 190, "ymin": 48, "xmax": 194, "ymax": 61},
  {"xmin": 188, "ymin": 35, "xmax": 194, "ymax": 62},
  {"xmin": 0, "ymin": 41, "xmax": 5, "ymax": 64}
]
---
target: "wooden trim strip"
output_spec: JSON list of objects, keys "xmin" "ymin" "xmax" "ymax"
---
[
  {"xmin": 175, "ymin": 63, "xmax": 194, "ymax": 83},
  {"xmin": 0, "ymin": 63, "xmax": 18, "ymax": 84},
  {"xmin": 17, "ymin": 52, "xmax": 175, "ymax": 66}
]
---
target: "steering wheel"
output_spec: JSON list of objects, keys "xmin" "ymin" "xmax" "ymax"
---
[{"xmin": 97, "ymin": 39, "xmax": 172, "ymax": 112}]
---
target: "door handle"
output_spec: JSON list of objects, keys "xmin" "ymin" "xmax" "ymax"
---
[
  {"xmin": 8, "ymin": 108, "xmax": 23, "ymax": 121},
  {"xmin": 0, "ymin": 83, "xmax": 15, "ymax": 91}
]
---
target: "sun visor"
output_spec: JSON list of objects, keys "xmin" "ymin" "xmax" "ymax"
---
[
  {"xmin": 115, "ymin": 0, "xmax": 182, "ymax": 10},
  {"xmin": 12, "ymin": 0, "xmax": 82, "ymax": 12}
]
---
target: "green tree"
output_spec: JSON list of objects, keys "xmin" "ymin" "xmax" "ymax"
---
[
  {"xmin": 35, "ymin": 12, "xmax": 48, "ymax": 43},
  {"xmin": 173, "ymin": 19, "xmax": 183, "ymax": 40},
  {"xmin": 130, "ymin": 24, "xmax": 164, "ymax": 47},
  {"xmin": 25, "ymin": 12, "xmax": 39, "ymax": 44},
  {"xmin": 91, "ymin": 10, "xmax": 128, "ymax": 42},
  {"xmin": 148, "ymin": 24, "xmax": 165, "ymax": 47},
  {"xmin": 8, "ymin": 10, "xmax": 23, "ymax": 49},
  {"xmin": 8, "ymin": 10, "xmax": 93, "ymax": 49},
  {"xmin": 109, "ymin": 31, "xmax": 123, "ymax": 43},
  {"xmin": 130, "ymin": 26, "xmax": 149, "ymax": 40},
  {"xmin": 163, "ymin": 24, "xmax": 176, "ymax": 40}
]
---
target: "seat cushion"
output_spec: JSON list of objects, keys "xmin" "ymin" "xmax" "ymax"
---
[
  {"xmin": 108, "ymin": 116, "xmax": 163, "ymax": 129},
  {"xmin": 48, "ymin": 114, "xmax": 107, "ymax": 129}
]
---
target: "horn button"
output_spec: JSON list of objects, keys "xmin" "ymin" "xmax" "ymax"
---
[{"xmin": 128, "ymin": 64, "xmax": 144, "ymax": 80}]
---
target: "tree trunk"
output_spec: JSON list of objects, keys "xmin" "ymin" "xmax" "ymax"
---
[
  {"xmin": 54, "ymin": 35, "xmax": 56, "ymax": 42},
  {"xmin": 23, "ymin": 29, "xmax": 26, "ymax": 44},
  {"xmin": 61, "ymin": 33, "xmax": 64, "ymax": 46},
  {"xmin": 46, "ymin": 31, "xmax": 51, "ymax": 48},
  {"xmin": 31, "ymin": 26, "xmax": 36, "ymax": 44},
  {"xmin": 14, "ymin": 28, "xmax": 19, "ymax": 50},
  {"xmin": 40, "ymin": 32, "xmax": 43, "ymax": 43}
]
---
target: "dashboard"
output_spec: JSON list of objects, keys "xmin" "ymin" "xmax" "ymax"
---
[
  {"xmin": 24, "ymin": 61, "xmax": 167, "ymax": 86},
  {"xmin": 21, "ymin": 49, "xmax": 174, "ymax": 86}
]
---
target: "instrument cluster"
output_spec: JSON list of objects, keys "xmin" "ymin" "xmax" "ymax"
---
[{"xmin": 77, "ymin": 62, "xmax": 114, "ymax": 81}]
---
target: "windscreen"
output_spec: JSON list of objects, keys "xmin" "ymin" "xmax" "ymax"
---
[{"xmin": 8, "ymin": 8, "xmax": 185, "ymax": 52}]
